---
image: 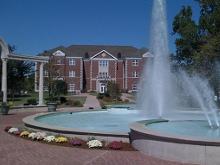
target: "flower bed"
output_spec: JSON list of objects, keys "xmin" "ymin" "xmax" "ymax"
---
[{"xmin": 4, "ymin": 126, "xmax": 134, "ymax": 151}]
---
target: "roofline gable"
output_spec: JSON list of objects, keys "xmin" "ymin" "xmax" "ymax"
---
[{"xmin": 90, "ymin": 50, "xmax": 118, "ymax": 60}]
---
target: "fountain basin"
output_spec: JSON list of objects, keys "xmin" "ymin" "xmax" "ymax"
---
[
  {"xmin": 130, "ymin": 119, "xmax": 220, "ymax": 165},
  {"xmin": 23, "ymin": 109, "xmax": 145, "ymax": 141}
]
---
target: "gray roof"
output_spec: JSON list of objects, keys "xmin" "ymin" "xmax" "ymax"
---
[{"xmin": 39, "ymin": 45, "xmax": 148, "ymax": 59}]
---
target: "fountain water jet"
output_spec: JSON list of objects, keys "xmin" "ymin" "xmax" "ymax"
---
[{"xmin": 137, "ymin": 0, "xmax": 219, "ymax": 127}]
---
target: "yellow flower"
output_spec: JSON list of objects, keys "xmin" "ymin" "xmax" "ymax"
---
[
  {"xmin": 55, "ymin": 136, "xmax": 68, "ymax": 143},
  {"xmin": 20, "ymin": 131, "xmax": 30, "ymax": 137}
]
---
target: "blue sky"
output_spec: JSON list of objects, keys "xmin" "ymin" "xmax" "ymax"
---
[{"xmin": 0, "ymin": 0, "xmax": 200, "ymax": 55}]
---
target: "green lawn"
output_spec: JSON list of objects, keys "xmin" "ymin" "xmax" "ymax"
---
[
  {"xmin": 66, "ymin": 96, "xmax": 87, "ymax": 104},
  {"xmin": 8, "ymin": 92, "xmax": 49, "ymax": 107},
  {"xmin": 6, "ymin": 92, "xmax": 87, "ymax": 107}
]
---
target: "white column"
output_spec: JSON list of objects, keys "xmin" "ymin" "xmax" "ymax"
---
[
  {"xmin": 1, "ymin": 58, "xmax": 7, "ymax": 103},
  {"xmin": 38, "ymin": 62, "xmax": 44, "ymax": 106},
  {"xmin": 34, "ymin": 62, "xmax": 38, "ymax": 92}
]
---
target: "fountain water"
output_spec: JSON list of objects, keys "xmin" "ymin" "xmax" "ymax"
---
[{"xmin": 137, "ymin": 0, "xmax": 219, "ymax": 127}]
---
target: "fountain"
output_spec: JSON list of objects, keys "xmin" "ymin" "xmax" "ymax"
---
[{"xmin": 130, "ymin": 0, "xmax": 220, "ymax": 164}]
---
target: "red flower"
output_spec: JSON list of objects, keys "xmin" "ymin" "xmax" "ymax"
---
[
  {"xmin": 109, "ymin": 141, "xmax": 123, "ymax": 150},
  {"xmin": 13, "ymin": 131, "xmax": 21, "ymax": 136}
]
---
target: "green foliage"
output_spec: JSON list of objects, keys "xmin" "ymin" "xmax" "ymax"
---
[
  {"xmin": 96, "ymin": 93, "xmax": 104, "ymax": 99},
  {"xmin": 66, "ymin": 100, "xmax": 83, "ymax": 107},
  {"xmin": 106, "ymin": 81, "xmax": 121, "ymax": 100},
  {"xmin": 45, "ymin": 55, "xmax": 67, "ymax": 101},
  {"xmin": 172, "ymin": 0, "xmax": 220, "ymax": 79},
  {"xmin": 7, "ymin": 61, "xmax": 33, "ymax": 100},
  {"xmin": 60, "ymin": 96, "xmax": 67, "ymax": 104},
  {"xmin": 26, "ymin": 98, "xmax": 37, "ymax": 105},
  {"xmin": 24, "ymin": 73, "xmax": 35, "ymax": 92}
]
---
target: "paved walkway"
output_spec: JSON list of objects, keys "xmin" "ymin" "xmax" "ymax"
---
[
  {"xmin": 0, "ymin": 108, "xmax": 196, "ymax": 165},
  {"xmin": 81, "ymin": 93, "xmax": 101, "ymax": 109}
]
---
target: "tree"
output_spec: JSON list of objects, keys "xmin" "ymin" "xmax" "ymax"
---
[
  {"xmin": 172, "ymin": 6, "xmax": 201, "ymax": 69},
  {"xmin": 7, "ymin": 60, "xmax": 33, "ymax": 99},
  {"xmin": 53, "ymin": 80, "xmax": 67, "ymax": 96},
  {"xmin": 0, "ymin": 45, "xmax": 33, "ymax": 100},
  {"xmin": 45, "ymin": 54, "xmax": 64, "ymax": 101},
  {"xmin": 106, "ymin": 81, "xmax": 121, "ymax": 100},
  {"xmin": 172, "ymin": 0, "xmax": 220, "ymax": 77}
]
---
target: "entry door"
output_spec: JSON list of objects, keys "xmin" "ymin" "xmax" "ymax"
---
[{"xmin": 100, "ymin": 84, "xmax": 106, "ymax": 93}]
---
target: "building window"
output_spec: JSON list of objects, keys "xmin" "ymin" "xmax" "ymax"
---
[
  {"xmin": 132, "ymin": 71, "xmax": 138, "ymax": 78},
  {"xmin": 132, "ymin": 84, "xmax": 137, "ymax": 91},
  {"xmin": 132, "ymin": 60, "xmax": 139, "ymax": 66},
  {"xmin": 69, "ymin": 71, "xmax": 76, "ymax": 77},
  {"xmin": 69, "ymin": 84, "xmax": 75, "ymax": 91},
  {"xmin": 57, "ymin": 59, "xmax": 63, "ymax": 65},
  {"xmin": 44, "ymin": 70, "xmax": 48, "ymax": 77},
  {"xmin": 99, "ymin": 60, "xmax": 108, "ymax": 67},
  {"xmin": 99, "ymin": 72, "xmax": 108, "ymax": 78},
  {"xmin": 69, "ymin": 58, "xmax": 76, "ymax": 65}
]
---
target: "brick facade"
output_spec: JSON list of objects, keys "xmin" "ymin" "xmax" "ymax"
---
[{"xmin": 36, "ymin": 45, "xmax": 149, "ymax": 94}]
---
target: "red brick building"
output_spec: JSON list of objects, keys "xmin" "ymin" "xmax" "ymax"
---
[{"xmin": 36, "ymin": 45, "xmax": 150, "ymax": 94}]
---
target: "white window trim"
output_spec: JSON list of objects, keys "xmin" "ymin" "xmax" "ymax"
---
[
  {"xmin": 68, "ymin": 84, "xmax": 75, "ymax": 92},
  {"xmin": 132, "ymin": 60, "xmax": 139, "ymax": 66},
  {"xmin": 69, "ymin": 58, "xmax": 76, "ymax": 65},
  {"xmin": 132, "ymin": 71, "xmax": 138, "ymax": 78},
  {"xmin": 132, "ymin": 84, "xmax": 138, "ymax": 91},
  {"xmin": 69, "ymin": 71, "xmax": 76, "ymax": 77}
]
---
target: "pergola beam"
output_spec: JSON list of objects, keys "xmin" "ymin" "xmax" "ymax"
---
[
  {"xmin": 0, "ymin": 37, "xmax": 48, "ymax": 106},
  {"xmin": 8, "ymin": 53, "xmax": 48, "ymax": 63}
]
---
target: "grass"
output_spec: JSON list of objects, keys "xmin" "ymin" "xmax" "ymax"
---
[
  {"xmin": 89, "ymin": 91, "xmax": 98, "ymax": 96},
  {"xmin": 6, "ymin": 92, "xmax": 87, "ymax": 107},
  {"xmin": 98, "ymin": 96, "xmax": 130, "ymax": 108},
  {"xmin": 7, "ymin": 92, "xmax": 49, "ymax": 107},
  {"xmin": 66, "ymin": 96, "xmax": 87, "ymax": 105}
]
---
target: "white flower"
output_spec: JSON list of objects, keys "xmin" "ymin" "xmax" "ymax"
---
[
  {"xmin": 28, "ymin": 132, "xmax": 36, "ymax": 140},
  {"xmin": 35, "ymin": 132, "xmax": 46, "ymax": 140},
  {"xmin": 87, "ymin": 140, "xmax": 102, "ymax": 148},
  {"xmin": 8, "ymin": 127, "xmax": 19, "ymax": 133},
  {"xmin": 44, "ymin": 135, "xmax": 55, "ymax": 142}
]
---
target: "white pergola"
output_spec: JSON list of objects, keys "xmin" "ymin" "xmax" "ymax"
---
[{"xmin": 0, "ymin": 38, "xmax": 49, "ymax": 106}]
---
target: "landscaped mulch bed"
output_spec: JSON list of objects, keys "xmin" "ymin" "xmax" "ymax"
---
[{"xmin": 5, "ymin": 126, "xmax": 135, "ymax": 151}]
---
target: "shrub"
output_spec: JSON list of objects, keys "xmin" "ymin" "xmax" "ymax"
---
[
  {"xmin": 55, "ymin": 136, "xmax": 68, "ymax": 143},
  {"xmin": 108, "ymin": 141, "xmax": 123, "ymax": 150},
  {"xmin": 67, "ymin": 100, "xmax": 83, "ymax": 107},
  {"xmin": 69, "ymin": 138, "xmax": 83, "ymax": 146},
  {"xmin": 124, "ymin": 99, "xmax": 130, "ymax": 103},
  {"xmin": 103, "ymin": 96, "xmax": 112, "ymax": 102},
  {"xmin": 60, "ymin": 97, "xmax": 67, "ymax": 104},
  {"xmin": 27, "ymin": 98, "xmax": 37, "ymax": 105},
  {"xmin": 20, "ymin": 131, "xmax": 30, "ymax": 137},
  {"xmin": 97, "ymin": 93, "xmax": 104, "ymax": 99},
  {"xmin": 99, "ymin": 100, "xmax": 107, "ymax": 109},
  {"xmin": 44, "ymin": 135, "xmax": 55, "ymax": 142},
  {"xmin": 8, "ymin": 101, "xmax": 14, "ymax": 107},
  {"xmin": 14, "ymin": 131, "xmax": 21, "ymax": 136},
  {"xmin": 87, "ymin": 140, "xmax": 102, "ymax": 148},
  {"xmin": 4, "ymin": 126, "xmax": 12, "ymax": 132}
]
